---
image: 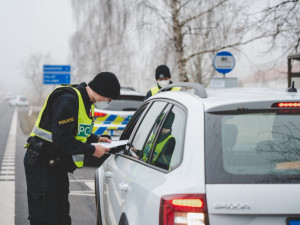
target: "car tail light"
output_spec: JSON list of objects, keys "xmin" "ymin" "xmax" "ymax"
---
[
  {"xmin": 93, "ymin": 112, "xmax": 107, "ymax": 117},
  {"xmin": 159, "ymin": 194, "xmax": 209, "ymax": 225},
  {"xmin": 272, "ymin": 102, "xmax": 300, "ymax": 107}
]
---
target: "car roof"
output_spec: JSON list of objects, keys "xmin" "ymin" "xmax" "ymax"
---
[
  {"xmin": 120, "ymin": 87, "xmax": 144, "ymax": 97},
  {"xmin": 148, "ymin": 84, "xmax": 300, "ymax": 111}
]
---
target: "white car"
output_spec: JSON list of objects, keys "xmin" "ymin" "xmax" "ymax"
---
[
  {"xmin": 9, "ymin": 95, "xmax": 29, "ymax": 107},
  {"xmin": 86, "ymin": 87, "xmax": 144, "ymax": 166},
  {"xmin": 92, "ymin": 87, "xmax": 144, "ymax": 140},
  {"xmin": 95, "ymin": 82, "xmax": 300, "ymax": 225}
]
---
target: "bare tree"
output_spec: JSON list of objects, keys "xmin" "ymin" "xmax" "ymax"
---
[
  {"xmin": 71, "ymin": 0, "xmax": 298, "ymax": 88},
  {"xmin": 22, "ymin": 53, "xmax": 52, "ymax": 104},
  {"xmin": 70, "ymin": 0, "xmax": 136, "ymax": 85},
  {"xmin": 136, "ymin": 0, "xmax": 272, "ymax": 83},
  {"xmin": 255, "ymin": 0, "xmax": 300, "ymax": 55}
]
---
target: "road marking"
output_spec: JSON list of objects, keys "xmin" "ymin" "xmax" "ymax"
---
[
  {"xmin": 0, "ymin": 108, "xmax": 17, "ymax": 225},
  {"xmin": 69, "ymin": 179, "xmax": 95, "ymax": 196},
  {"xmin": 85, "ymin": 181, "xmax": 95, "ymax": 191},
  {"xmin": 70, "ymin": 191, "xmax": 95, "ymax": 197},
  {"xmin": 69, "ymin": 179, "xmax": 94, "ymax": 182}
]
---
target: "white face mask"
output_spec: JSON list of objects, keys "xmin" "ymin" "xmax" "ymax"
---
[
  {"xmin": 98, "ymin": 97, "xmax": 110, "ymax": 109},
  {"xmin": 157, "ymin": 80, "xmax": 170, "ymax": 88}
]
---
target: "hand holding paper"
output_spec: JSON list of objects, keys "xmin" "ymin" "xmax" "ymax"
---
[{"xmin": 92, "ymin": 140, "xmax": 128, "ymax": 148}]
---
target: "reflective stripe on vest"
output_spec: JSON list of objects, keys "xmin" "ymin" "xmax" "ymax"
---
[
  {"xmin": 142, "ymin": 134, "xmax": 155, "ymax": 162},
  {"xmin": 150, "ymin": 86, "xmax": 181, "ymax": 96},
  {"xmin": 30, "ymin": 86, "xmax": 94, "ymax": 168}
]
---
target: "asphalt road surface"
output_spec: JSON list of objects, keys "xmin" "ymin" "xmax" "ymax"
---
[{"xmin": 0, "ymin": 98, "xmax": 100, "ymax": 225}]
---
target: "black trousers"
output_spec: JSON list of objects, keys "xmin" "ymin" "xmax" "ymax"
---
[{"xmin": 24, "ymin": 151, "xmax": 71, "ymax": 225}]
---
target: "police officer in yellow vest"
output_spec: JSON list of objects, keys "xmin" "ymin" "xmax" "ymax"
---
[
  {"xmin": 23, "ymin": 72, "xmax": 120, "ymax": 225},
  {"xmin": 144, "ymin": 65, "xmax": 180, "ymax": 100},
  {"xmin": 142, "ymin": 111, "xmax": 176, "ymax": 170}
]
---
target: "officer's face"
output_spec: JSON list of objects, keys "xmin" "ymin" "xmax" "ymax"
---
[
  {"xmin": 88, "ymin": 86, "xmax": 112, "ymax": 103},
  {"xmin": 161, "ymin": 128, "xmax": 170, "ymax": 134}
]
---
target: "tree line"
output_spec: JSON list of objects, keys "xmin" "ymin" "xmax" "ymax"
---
[{"xmin": 23, "ymin": 0, "xmax": 300, "ymax": 101}]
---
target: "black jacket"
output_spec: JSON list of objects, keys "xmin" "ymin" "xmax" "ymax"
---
[{"xmin": 39, "ymin": 82, "xmax": 98, "ymax": 172}]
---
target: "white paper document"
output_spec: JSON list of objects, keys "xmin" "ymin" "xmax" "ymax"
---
[{"xmin": 92, "ymin": 140, "xmax": 128, "ymax": 148}]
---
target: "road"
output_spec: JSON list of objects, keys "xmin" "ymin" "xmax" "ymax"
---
[{"xmin": 0, "ymin": 98, "xmax": 99, "ymax": 225}]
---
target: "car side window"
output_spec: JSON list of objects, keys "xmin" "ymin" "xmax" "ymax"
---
[
  {"xmin": 140, "ymin": 106, "xmax": 171, "ymax": 163},
  {"xmin": 120, "ymin": 103, "xmax": 150, "ymax": 141},
  {"xmin": 129, "ymin": 101, "xmax": 168, "ymax": 159},
  {"xmin": 149, "ymin": 106, "xmax": 186, "ymax": 170}
]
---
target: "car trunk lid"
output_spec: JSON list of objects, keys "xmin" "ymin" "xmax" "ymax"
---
[{"xmin": 206, "ymin": 184, "xmax": 300, "ymax": 224}]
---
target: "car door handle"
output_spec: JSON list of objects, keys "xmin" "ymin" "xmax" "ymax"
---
[
  {"xmin": 118, "ymin": 182, "xmax": 130, "ymax": 192},
  {"xmin": 104, "ymin": 171, "xmax": 114, "ymax": 178}
]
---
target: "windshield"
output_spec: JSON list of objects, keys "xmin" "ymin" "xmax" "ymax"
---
[
  {"xmin": 205, "ymin": 109, "xmax": 300, "ymax": 184},
  {"xmin": 94, "ymin": 95, "xmax": 144, "ymax": 111}
]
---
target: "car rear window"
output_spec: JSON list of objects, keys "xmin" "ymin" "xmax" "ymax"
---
[
  {"xmin": 205, "ymin": 109, "xmax": 300, "ymax": 183},
  {"xmin": 94, "ymin": 95, "xmax": 144, "ymax": 111}
]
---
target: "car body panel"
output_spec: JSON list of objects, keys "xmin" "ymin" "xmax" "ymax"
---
[
  {"xmin": 96, "ymin": 85, "xmax": 300, "ymax": 225},
  {"xmin": 92, "ymin": 110, "xmax": 133, "ymax": 137},
  {"xmin": 93, "ymin": 88, "xmax": 144, "ymax": 140},
  {"xmin": 207, "ymin": 184, "xmax": 300, "ymax": 214},
  {"xmin": 207, "ymin": 184, "xmax": 300, "ymax": 224}
]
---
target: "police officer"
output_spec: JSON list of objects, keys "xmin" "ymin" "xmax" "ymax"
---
[
  {"xmin": 23, "ymin": 72, "xmax": 121, "ymax": 225},
  {"xmin": 142, "ymin": 111, "xmax": 176, "ymax": 170},
  {"xmin": 144, "ymin": 65, "xmax": 180, "ymax": 100}
]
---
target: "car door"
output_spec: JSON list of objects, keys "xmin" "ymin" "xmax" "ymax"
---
[{"xmin": 102, "ymin": 101, "xmax": 170, "ymax": 225}]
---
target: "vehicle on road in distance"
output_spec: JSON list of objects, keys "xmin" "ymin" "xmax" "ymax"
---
[
  {"xmin": 9, "ymin": 95, "xmax": 29, "ymax": 107},
  {"xmin": 95, "ymin": 82, "xmax": 300, "ymax": 225},
  {"xmin": 92, "ymin": 87, "xmax": 145, "ymax": 140}
]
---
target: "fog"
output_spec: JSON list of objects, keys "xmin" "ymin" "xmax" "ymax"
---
[
  {"xmin": 0, "ymin": 0, "xmax": 75, "ymax": 94},
  {"xmin": 0, "ymin": 0, "xmax": 288, "ymax": 98}
]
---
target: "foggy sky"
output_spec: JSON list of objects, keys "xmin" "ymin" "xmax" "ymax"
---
[
  {"xmin": 0, "ymin": 0, "xmax": 286, "ymax": 97},
  {"xmin": 0, "ymin": 0, "xmax": 75, "ymax": 94}
]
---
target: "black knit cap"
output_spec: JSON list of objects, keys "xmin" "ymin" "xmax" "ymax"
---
[
  {"xmin": 155, "ymin": 65, "xmax": 171, "ymax": 80},
  {"xmin": 88, "ymin": 72, "xmax": 120, "ymax": 99}
]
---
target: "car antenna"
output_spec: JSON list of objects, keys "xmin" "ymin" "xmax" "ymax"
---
[{"xmin": 287, "ymin": 81, "xmax": 297, "ymax": 92}]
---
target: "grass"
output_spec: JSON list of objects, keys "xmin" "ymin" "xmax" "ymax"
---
[{"xmin": 19, "ymin": 111, "xmax": 38, "ymax": 135}]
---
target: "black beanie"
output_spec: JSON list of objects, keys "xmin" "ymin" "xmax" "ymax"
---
[
  {"xmin": 88, "ymin": 72, "xmax": 120, "ymax": 99},
  {"xmin": 155, "ymin": 65, "xmax": 171, "ymax": 80}
]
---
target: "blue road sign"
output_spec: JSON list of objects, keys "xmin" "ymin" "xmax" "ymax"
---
[
  {"xmin": 43, "ymin": 65, "xmax": 71, "ymax": 72},
  {"xmin": 43, "ymin": 74, "xmax": 70, "ymax": 84},
  {"xmin": 213, "ymin": 51, "xmax": 235, "ymax": 74},
  {"xmin": 43, "ymin": 65, "xmax": 71, "ymax": 84}
]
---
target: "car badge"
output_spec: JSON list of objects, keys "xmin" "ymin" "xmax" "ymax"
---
[{"xmin": 214, "ymin": 203, "xmax": 251, "ymax": 210}]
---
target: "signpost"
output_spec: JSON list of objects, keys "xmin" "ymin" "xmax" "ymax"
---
[
  {"xmin": 43, "ymin": 65, "xmax": 71, "ymax": 85},
  {"xmin": 211, "ymin": 51, "xmax": 237, "ymax": 88},
  {"xmin": 213, "ymin": 51, "xmax": 235, "ymax": 76}
]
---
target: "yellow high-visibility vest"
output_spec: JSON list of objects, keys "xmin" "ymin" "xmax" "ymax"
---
[
  {"xmin": 142, "ymin": 134, "xmax": 173, "ymax": 163},
  {"xmin": 150, "ymin": 86, "xmax": 181, "ymax": 96},
  {"xmin": 30, "ymin": 86, "xmax": 94, "ymax": 168},
  {"xmin": 151, "ymin": 135, "xmax": 174, "ymax": 164}
]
